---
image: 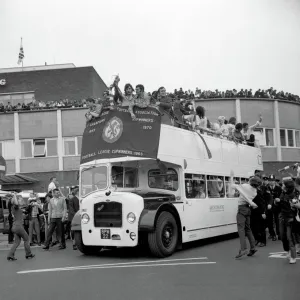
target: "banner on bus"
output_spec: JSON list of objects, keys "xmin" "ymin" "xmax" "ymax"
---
[{"xmin": 80, "ymin": 106, "xmax": 161, "ymax": 164}]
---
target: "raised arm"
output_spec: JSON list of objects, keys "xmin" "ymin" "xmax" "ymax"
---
[{"xmin": 248, "ymin": 115, "xmax": 263, "ymax": 130}]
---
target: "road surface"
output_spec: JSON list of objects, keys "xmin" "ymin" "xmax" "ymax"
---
[{"xmin": 0, "ymin": 235, "xmax": 299, "ymax": 300}]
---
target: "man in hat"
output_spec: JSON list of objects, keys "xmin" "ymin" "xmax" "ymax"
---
[
  {"xmin": 262, "ymin": 175, "xmax": 277, "ymax": 241},
  {"xmin": 268, "ymin": 174, "xmax": 282, "ymax": 240}
]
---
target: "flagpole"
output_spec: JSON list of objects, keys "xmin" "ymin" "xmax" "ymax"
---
[{"xmin": 21, "ymin": 37, "xmax": 23, "ymax": 71}]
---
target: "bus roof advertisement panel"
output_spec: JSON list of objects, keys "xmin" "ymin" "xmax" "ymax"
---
[{"xmin": 80, "ymin": 107, "xmax": 161, "ymax": 164}]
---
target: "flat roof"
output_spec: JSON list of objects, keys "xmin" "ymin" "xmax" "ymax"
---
[{"xmin": 0, "ymin": 63, "xmax": 76, "ymax": 74}]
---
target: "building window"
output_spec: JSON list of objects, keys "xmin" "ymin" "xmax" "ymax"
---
[
  {"xmin": 224, "ymin": 177, "xmax": 240, "ymax": 197},
  {"xmin": 46, "ymin": 139, "xmax": 58, "ymax": 157},
  {"xmin": 265, "ymin": 129, "xmax": 275, "ymax": 146},
  {"xmin": 21, "ymin": 141, "xmax": 33, "ymax": 158},
  {"xmin": 148, "ymin": 168, "xmax": 178, "ymax": 191},
  {"xmin": 63, "ymin": 137, "xmax": 82, "ymax": 156},
  {"xmin": 64, "ymin": 138, "xmax": 76, "ymax": 156},
  {"xmin": 111, "ymin": 166, "xmax": 139, "ymax": 188},
  {"xmin": 280, "ymin": 129, "xmax": 286, "ymax": 147},
  {"xmin": 207, "ymin": 175, "xmax": 225, "ymax": 198},
  {"xmin": 287, "ymin": 130, "xmax": 294, "ymax": 147},
  {"xmin": 33, "ymin": 139, "xmax": 46, "ymax": 157},
  {"xmin": 21, "ymin": 139, "xmax": 58, "ymax": 158},
  {"xmin": 295, "ymin": 131, "xmax": 300, "ymax": 148},
  {"xmin": 185, "ymin": 174, "xmax": 206, "ymax": 199},
  {"xmin": 1, "ymin": 141, "xmax": 16, "ymax": 160},
  {"xmin": 77, "ymin": 136, "xmax": 82, "ymax": 155}
]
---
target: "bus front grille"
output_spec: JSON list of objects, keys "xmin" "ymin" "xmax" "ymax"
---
[{"xmin": 94, "ymin": 201, "xmax": 122, "ymax": 228}]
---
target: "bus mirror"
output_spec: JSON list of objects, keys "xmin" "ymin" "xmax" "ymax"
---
[{"xmin": 76, "ymin": 171, "xmax": 79, "ymax": 180}]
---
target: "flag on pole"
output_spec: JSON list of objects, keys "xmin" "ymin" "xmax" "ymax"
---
[{"xmin": 17, "ymin": 38, "xmax": 24, "ymax": 65}]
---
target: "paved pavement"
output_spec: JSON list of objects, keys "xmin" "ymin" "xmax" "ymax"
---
[{"xmin": 0, "ymin": 235, "xmax": 299, "ymax": 300}]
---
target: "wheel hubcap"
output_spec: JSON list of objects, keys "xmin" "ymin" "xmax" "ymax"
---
[{"xmin": 162, "ymin": 222, "xmax": 173, "ymax": 248}]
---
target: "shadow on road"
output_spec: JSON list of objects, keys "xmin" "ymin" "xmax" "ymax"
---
[{"xmin": 75, "ymin": 232, "xmax": 238, "ymax": 260}]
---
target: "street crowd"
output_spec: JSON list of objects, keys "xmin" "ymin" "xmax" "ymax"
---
[
  {"xmin": 4, "ymin": 168, "xmax": 300, "ymax": 264},
  {"xmin": 231, "ymin": 165, "xmax": 300, "ymax": 263},
  {"xmin": 6, "ymin": 177, "xmax": 79, "ymax": 260}
]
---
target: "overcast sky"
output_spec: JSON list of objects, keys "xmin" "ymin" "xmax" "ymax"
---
[{"xmin": 1, "ymin": 0, "xmax": 300, "ymax": 94}]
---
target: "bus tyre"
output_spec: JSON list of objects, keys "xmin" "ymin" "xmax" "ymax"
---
[
  {"xmin": 148, "ymin": 211, "xmax": 178, "ymax": 258},
  {"xmin": 74, "ymin": 231, "xmax": 102, "ymax": 255}
]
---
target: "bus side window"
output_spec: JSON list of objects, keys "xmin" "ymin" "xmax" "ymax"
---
[
  {"xmin": 207, "ymin": 175, "xmax": 224, "ymax": 198},
  {"xmin": 185, "ymin": 174, "xmax": 206, "ymax": 199},
  {"xmin": 225, "ymin": 177, "xmax": 240, "ymax": 197}
]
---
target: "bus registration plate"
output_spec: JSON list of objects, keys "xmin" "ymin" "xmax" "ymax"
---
[{"xmin": 101, "ymin": 229, "xmax": 111, "ymax": 239}]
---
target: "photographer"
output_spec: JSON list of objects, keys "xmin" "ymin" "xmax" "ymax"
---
[
  {"xmin": 26, "ymin": 193, "xmax": 43, "ymax": 246},
  {"xmin": 274, "ymin": 178, "xmax": 298, "ymax": 264}
]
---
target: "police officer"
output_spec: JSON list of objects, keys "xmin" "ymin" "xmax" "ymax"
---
[
  {"xmin": 251, "ymin": 182, "xmax": 267, "ymax": 247},
  {"xmin": 268, "ymin": 174, "xmax": 282, "ymax": 240},
  {"xmin": 262, "ymin": 175, "xmax": 276, "ymax": 241}
]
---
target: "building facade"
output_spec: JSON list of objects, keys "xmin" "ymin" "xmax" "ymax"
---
[
  {"xmin": 0, "ymin": 64, "xmax": 107, "ymax": 194},
  {"xmin": 0, "ymin": 64, "xmax": 299, "ymax": 192}
]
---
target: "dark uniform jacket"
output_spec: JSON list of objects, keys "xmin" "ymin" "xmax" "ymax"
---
[
  {"xmin": 274, "ymin": 191, "xmax": 297, "ymax": 220},
  {"xmin": 261, "ymin": 185, "xmax": 273, "ymax": 207},
  {"xmin": 252, "ymin": 188, "xmax": 267, "ymax": 216},
  {"xmin": 268, "ymin": 185, "xmax": 282, "ymax": 212}
]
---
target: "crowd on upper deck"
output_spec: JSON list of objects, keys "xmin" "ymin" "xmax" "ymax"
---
[
  {"xmin": 0, "ymin": 85, "xmax": 299, "ymax": 114},
  {"xmin": 83, "ymin": 76, "xmax": 263, "ymax": 147}
]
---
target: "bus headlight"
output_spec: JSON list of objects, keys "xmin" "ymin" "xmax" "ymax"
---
[
  {"xmin": 81, "ymin": 213, "xmax": 90, "ymax": 224},
  {"xmin": 127, "ymin": 212, "xmax": 136, "ymax": 224}
]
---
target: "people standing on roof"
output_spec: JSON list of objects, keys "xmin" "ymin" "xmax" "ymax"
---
[
  {"xmin": 214, "ymin": 116, "xmax": 229, "ymax": 138},
  {"xmin": 156, "ymin": 87, "xmax": 173, "ymax": 126},
  {"xmin": 113, "ymin": 76, "xmax": 135, "ymax": 108},
  {"xmin": 128, "ymin": 84, "xmax": 151, "ymax": 120},
  {"xmin": 274, "ymin": 178, "xmax": 299, "ymax": 264},
  {"xmin": 7, "ymin": 193, "xmax": 35, "ymax": 261},
  {"xmin": 233, "ymin": 123, "xmax": 245, "ymax": 144},
  {"xmin": 194, "ymin": 106, "xmax": 207, "ymax": 134},
  {"xmin": 85, "ymin": 98, "xmax": 103, "ymax": 122},
  {"xmin": 242, "ymin": 115, "xmax": 262, "ymax": 146},
  {"xmin": 229, "ymin": 170, "xmax": 262, "ymax": 259}
]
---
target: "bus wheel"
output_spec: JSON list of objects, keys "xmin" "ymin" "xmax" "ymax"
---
[
  {"xmin": 148, "ymin": 211, "xmax": 178, "ymax": 258},
  {"xmin": 74, "ymin": 231, "xmax": 102, "ymax": 255}
]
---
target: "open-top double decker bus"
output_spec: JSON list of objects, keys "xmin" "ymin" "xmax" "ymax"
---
[{"xmin": 71, "ymin": 106, "xmax": 263, "ymax": 257}]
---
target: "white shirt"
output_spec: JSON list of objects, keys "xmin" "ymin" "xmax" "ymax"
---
[
  {"xmin": 242, "ymin": 121, "xmax": 261, "ymax": 140},
  {"xmin": 48, "ymin": 182, "xmax": 56, "ymax": 192},
  {"xmin": 232, "ymin": 183, "xmax": 257, "ymax": 206}
]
